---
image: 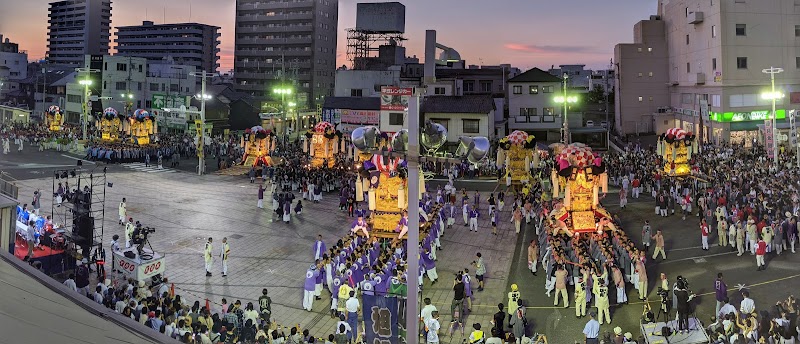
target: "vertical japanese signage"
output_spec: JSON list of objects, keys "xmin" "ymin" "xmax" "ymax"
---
[
  {"xmin": 790, "ymin": 110, "xmax": 797, "ymax": 148},
  {"xmin": 765, "ymin": 119, "xmax": 774, "ymax": 159}
]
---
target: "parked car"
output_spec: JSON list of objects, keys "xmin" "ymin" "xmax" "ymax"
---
[
  {"xmin": 600, "ymin": 120, "xmax": 609, "ymax": 129},
  {"xmin": 586, "ymin": 120, "xmax": 595, "ymax": 127}
]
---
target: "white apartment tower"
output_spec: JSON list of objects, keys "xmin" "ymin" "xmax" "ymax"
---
[
  {"xmin": 47, "ymin": 0, "xmax": 112, "ymax": 65},
  {"xmin": 615, "ymin": 0, "xmax": 800, "ymax": 144}
]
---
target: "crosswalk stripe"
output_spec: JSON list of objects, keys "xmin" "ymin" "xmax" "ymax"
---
[{"xmin": 121, "ymin": 163, "xmax": 178, "ymax": 173}]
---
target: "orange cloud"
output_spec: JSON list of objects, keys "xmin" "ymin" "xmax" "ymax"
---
[{"xmin": 504, "ymin": 43, "xmax": 601, "ymax": 55}]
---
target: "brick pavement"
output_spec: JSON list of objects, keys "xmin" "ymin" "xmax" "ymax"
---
[{"xmin": 13, "ymin": 164, "xmax": 522, "ymax": 341}]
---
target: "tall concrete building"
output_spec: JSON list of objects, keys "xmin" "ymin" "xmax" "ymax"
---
[
  {"xmin": 233, "ymin": 0, "xmax": 338, "ymax": 109},
  {"xmin": 615, "ymin": 0, "xmax": 800, "ymax": 144},
  {"xmin": 46, "ymin": 0, "xmax": 112, "ymax": 65},
  {"xmin": 115, "ymin": 21, "xmax": 221, "ymax": 73}
]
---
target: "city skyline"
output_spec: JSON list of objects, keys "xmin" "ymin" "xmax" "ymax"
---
[{"xmin": 2, "ymin": 0, "xmax": 656, "ymax": 72}]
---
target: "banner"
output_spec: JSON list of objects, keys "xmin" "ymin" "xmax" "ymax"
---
[
  {"xmin": 380, "ymin": 87, "xmax": 413, "ymax": 111},
  {"xmin": 791, "ymin": 110, "xmax": 797, "ymax": 148},
  {"xmin": 362, "ymin": 295, "xmax": 400, "ymax": 344},
  {"xmin": 341, "ymin": 109, "xmax": 380, "ymax": 125},
  {"xmin": 765, "ymin": 119, "xmax": 774, "ymax": 159}
]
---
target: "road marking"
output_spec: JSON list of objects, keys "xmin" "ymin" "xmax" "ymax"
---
[
  {"xmin": 692, "ymin": 257, "xmax": 707, "ymax": 263},
  {"xmin": 121, "ymin": 163, "xmax": 177, "ymax": 173},
  {"xmin": 60, "ymin": 154, "xmax": 95, "ymax": 164}
]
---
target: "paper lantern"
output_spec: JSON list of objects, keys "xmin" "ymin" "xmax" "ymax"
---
[
  {"xmin": 600, "ymin": 173, "xmax": 608, "ymax": 194},
  {"xmin": 593, "ymin": 185, "xmax": 599, "ymax": 207},
  {"xmin": 356, "ymin": 176, "xmax": 364, "ymax": 202},
  {"xmin": 496, "ymin": 149, "xmax": 505, "ymax": 168},
  {"xmin": 398, "ymin": 185, "xmax": 406, "ymax": 209},
  {"xmin": 532, "ymin": 152, "xmax": 540, "ymax": 168},
  {"xmin": 524, "ymin": 156, "xmax": 530, "ymax": 171},
  {"xmin": 302, "ymin": 139, "xmax": 308, "ymax": 153},
  {"xmin": 309, "ymin": 138, "xmax": 315, "ymax": 156},
  {"xmin": 506, "ymin": 175, "xmax": 512, "ymax": 187},
  {"xmin": 564, "ymin": 182, "xmax": 571, "ymax": 209},
  {"xmin": 368, "ymin": 189, "xmax": 376, "ymax": 210},
  {"xmin": 419, "ymin": 172, "xmax": 426, "ymax": 197},
  {"xmin": 551, "ymin": 170, "xmax": 560, "ymax": 198}
]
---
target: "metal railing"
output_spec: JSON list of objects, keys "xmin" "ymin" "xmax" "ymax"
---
[{"xmin": 0, "ymin": 172, "xmax": 18, "ymax": 199}]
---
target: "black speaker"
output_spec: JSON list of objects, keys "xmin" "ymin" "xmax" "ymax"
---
[
  {"xmin": 73, "ymin": 216, "xmax": 94, "ymax": 245},
  {"xmin": 124, "ymin": 251, "xmax": 136, "ymax": 259},
  {"xmin": 661, "ymin": 326, "xmax": 672, "ymax": 336}
]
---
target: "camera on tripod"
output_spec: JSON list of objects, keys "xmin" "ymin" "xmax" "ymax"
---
[{"xmin": 133, "ymin": 226, "xmax": 155, "ymax": 244}]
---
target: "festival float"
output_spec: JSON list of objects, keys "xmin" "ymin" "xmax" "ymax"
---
[
  {"xmin": 549, "ymin": 143, "xmax": 611, "ymax": 236},
  {"xmin": 351, "ymin": 127, "xmax": 412, "ymax": 240},
  {"xmin": 657, "ymin": 127, "xmax": 697, "ymax": 177},
  {"xmin": 303, "ymin": 121, "xmax": 342, "ymax": 168},
  {"xmin": 46, "ymin": 105, "xmax": 63, "ymax": 132},
  {"xmin": 126, "ymin": 109, "xmax": 156, "ymax": 145},
  {"xmin": 241, "ymin": 125, "xmax": 276, "ymax": 167},
  {"xmin": 496, "ymin": 130, "xmax": 538, "ymax": 187},
  {"xmin": 97, "ymin": 107, "xmax": 123, "ymax": 142}
]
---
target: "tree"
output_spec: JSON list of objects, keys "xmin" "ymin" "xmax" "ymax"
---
[{"xmin": 587, "ymin": 85, "xmax": 606, "ymax": 104}]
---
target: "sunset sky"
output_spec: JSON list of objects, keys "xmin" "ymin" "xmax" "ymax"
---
[{"xmin": 1, "ymin": 0, "xmax": 657, "ymax": 73}]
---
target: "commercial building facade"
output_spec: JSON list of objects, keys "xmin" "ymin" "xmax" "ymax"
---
[
  {"xmin": 47, "ymin": 0, "xmax": 112, "ymax": 65},
  {"xmin": 115, "ymin": 21, "xmax": 221, "ymax": 73},
  {"xmin": 233, "ymin": 0, "xmax": 338, "ymax": 109},
  {"xmin": 615, "ymin": 0, "xmax": 800, "ymax": 144}
]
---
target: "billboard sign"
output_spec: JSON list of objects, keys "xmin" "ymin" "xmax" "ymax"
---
[
  {"xmin": 380, "ymin": 87, "xmax": 412, "ymax": 111},
  {"xmin": 152, "ymin": 94, "xmax": 187, "ymax": 110},
  {"xmin": 765, "ymin": 119, "xmax": 775, "ymax": 159},
  {"xmin": 341, "ymin": 109, "xmax": 379, "ymax": 125}
]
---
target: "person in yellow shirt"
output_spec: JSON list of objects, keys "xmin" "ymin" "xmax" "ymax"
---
[{"xmin": 507, "ymin": 284, "xmax": 521, "ymax": 319}]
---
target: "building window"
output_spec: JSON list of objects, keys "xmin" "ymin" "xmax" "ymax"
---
[
  {"xmin": 543, "ymin": 107, "xmax": 555, "ymax": 117},
  {"xmin": 796, "ymin": 25, "xmax": 800, "ymax": 37},
  {"xmin": 462, "ymin": 119, "xmax": 480, "ymax": 134},
  {"xmin": 735, "ymin": 24, "xmax": 746, "ymax": 36},
  {"xmin": 542, "ymin": 86, "xmax": 554, "ymax": 93},
  {"xmin": 389, "ymin": 112, "xmax": 404, "ymax": 125},
  {"xmin": 686, "ymin": 34, "xmax": 690, "ymax": 45},
  {"xmin": 350, "ymin": 89, "xmax": 363, "ymax": 97},
  {"xmin": 521, "ymin": 107, "xmax": 538, "ymax": 122},
  {"xmin": 638, "ymin": 96, "xmax": 643, "ymax": 102},
  {"xmin": 115, "ymin": 82, "xmax": 126, "ymax": 90},
  {"xmin": 637, "ymin": 47, "xmax": 642, "ymax": 52},
  {"xmin": 116, "ymin": 63, "xmax": 127, "ymax": 71},
  {"xmin": 685, "ymin": 7, "xmax": 689, "ymax": 17},
  {"xmin": 648, "ymin": 47, "xmax": 653, "ymax": 52},
  {"xmin": 170, "ymin": 84, "xmax": 179, "ymax": 93},
  {"xmin": 138, "ymin": 82, "xmax": 143, "ymax": 91},
  {"xmin": 649, "ymin": 96, "xmax": 654, "ymax": 101},
  {"xmin": 529, "ymin": 85, "xmax": 538, "ymax": 94},
  {"xmin": 434, "ymin": 87, "xmax": 446, "ymax": 95},
  {"xmin": 681, "ymin": 93, "xmax": 694, "ymax": 104},
  {"xmin": 737, "ymin": 57, "xmax": 748, "ymax": 69},
  {"xmin": 480, "ymin": 81, "xmax": 492, "ymax": 93},
  {"xmin": 796, "ymin": 56, "xmax": 800, "ymax": 69},
  {"xmin": 149, "ymin": 83, "xmax": 159, "ymax": 91},
  {"xmin": 638, "ymin": 72, "xmax": 643, "ymax": 77},
  {"xmin": 464, "ymin": 81, "xmax": 475, "ymax": 92},
  {"xmin": 430, "ymin": 118, "xmax": 448, "ymax": 132},
  {"xmin": 712, "ymin": 58, "xmax": 717, "ymax": 71},
  {"xmin": 712, "ymin": 25, "xmax": 717, "ymax": 38},
  {"xmin": 513, "ymin": 85, "xmax": 522, "ymax": 94},
  {"xmin": 67, "ymin": 94, "xmax": 82, "ymax": 103}
]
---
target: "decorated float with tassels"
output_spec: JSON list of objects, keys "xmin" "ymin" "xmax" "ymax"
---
[
  {"xmin": 548, "ymin": 142, "xmax": 613, "ymax": 236},
  {"xmin": 46, "ymin": 105, "xmax": 64, "ymax": 132},
  {"xmin": 496, "ymin": 130, "xmax": 538, "ymax": 187},
  {"xmin": 349, "ymin": 127, "xmax": 418, "ymax": 240},
  {"xmin": 97, "ymin": 107, "xmax": 123, "ymax": 142},
  {"xmin": 241, "ymin": 126, "xmax": 276, "ymax": 167},
  {"xmin": 657, "ymin": 128, "xmax": 697, "ymax": 177},
  {"xmin": 125, "ymin": 109, "xmax": 157, "ymax": 145},
  {"xmin": 302, "ymin": 121, "xmax": 342, "ymax": 168}
]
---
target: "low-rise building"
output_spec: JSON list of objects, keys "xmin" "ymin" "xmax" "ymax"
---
[
  {"xmin": 507, "ymin": 68, "xmax": 565, "ymax": 142},
  {"xmin": 421, "ymin": 94, "xmax": 496, "ymax": 152},
  {"xmin": 0, "ymin": 35, "xmax": 29, "ymax": 105}
]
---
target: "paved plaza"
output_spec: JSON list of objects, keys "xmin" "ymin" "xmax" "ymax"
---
[{"xmin": 6, "ymin": 149, "xmax": 800, "ymax": 342}]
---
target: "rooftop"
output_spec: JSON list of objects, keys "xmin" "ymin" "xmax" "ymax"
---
[
  {"xmin": 508, "ymin": 67, "xmax": 561, "ymax": 83},
  {"xmin": 421, "ymin": 94, "xmax": 495, "ymax": 114}
]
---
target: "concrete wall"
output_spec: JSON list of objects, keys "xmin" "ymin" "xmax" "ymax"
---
[{"xmin": 334, "ymin": 70, "xmax": 402, "ymax": 97}]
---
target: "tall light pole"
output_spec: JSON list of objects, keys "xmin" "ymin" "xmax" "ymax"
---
[
  {"xmin": 405, "ymin": 91, "xmax": 420, "ymax": 343},
  {"xmin": 190, "ymin": 70, "xmax": 217, "ymax": 175},
  {"xmin": 273, "ymin": 87, "xmax": 293, "ymax": 141},
  {"xmin": 555, "ymin": 73, "xmax": 578, "ymax": 144},
  {"xmin": 76, "ymin": 67, "xmax": 99, "ymax": 140},
  {"xmin": 761, "ymin": 66, "xmax": 784, "ymax": 167}
]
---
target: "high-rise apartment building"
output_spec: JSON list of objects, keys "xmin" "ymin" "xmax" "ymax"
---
[
  {"xmin": 115, "ymin": 21, "xmax": 221, "ymax": 73},
  {"xmin": 234, "ymin": 0, "xmax": 338, "ymax": 109},
  {"xmin": 46, "ymin": 0, "xmax": 112, "ymax": 65},
  {"xmin": 615, "ymin": 0, "xmax": 800, "ymax": 144}
]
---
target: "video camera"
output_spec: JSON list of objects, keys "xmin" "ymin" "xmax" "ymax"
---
[{"xmin": 133, "ymin": 226, "xmax": 155, "ymax": 244}]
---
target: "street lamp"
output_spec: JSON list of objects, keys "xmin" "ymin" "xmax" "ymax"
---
[
  {"xmin": 554, "ymin": 73, "xmax": 579, "ymax": 144},
  {"xmin": 79, "ymin": 79, "xmax": 93, "ymax": 140},
  {"xmin": 190, "ymin": 70, "xmax": 217, "ymax": 175},
  {"xmin": 273, "ymin": 87, "xmax": 293, "ymax": 140},
  {"xmin": 761, "ymin": 66, "xmax": 784, "ymax": 167}
]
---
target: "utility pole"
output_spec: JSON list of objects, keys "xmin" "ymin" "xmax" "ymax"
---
[
  {"xmin": 762, "ymin": 66, "xmax": 784, "ymax": 167},
  {"xmin": 190, "ymin": 70, "xmax": 217, "ymax": 175},
  {"xmin": 405, "ymin": 90, "xmax": 420, "ymax": 343},
  {"xmin": 605, "ymin": 59, "xmax": 611, "ymax": 149},
  {"xmin": 76, "ymin": 67, "xmax": 100, "ymax": 141}
]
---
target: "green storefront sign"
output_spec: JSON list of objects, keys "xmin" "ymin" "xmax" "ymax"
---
[
  {"xmin": 710, "ymin": 109, "xmax": 786, "ymax": 122},
  {"xmin": 152, "ymin": 94, "xmax": 188, "ymax": 110}
]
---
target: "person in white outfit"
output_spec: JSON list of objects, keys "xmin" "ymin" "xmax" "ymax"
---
[
  {"xmin": 118, "ymin": 198, "xmax": 127, "ymax": 225},
  {"xmin": 220, "ymin": 237, "xmax": 230, "ymax": 277},
  {"xmin": 204, "ymin": 237, "xmax": 214, "ymax": 277}
]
